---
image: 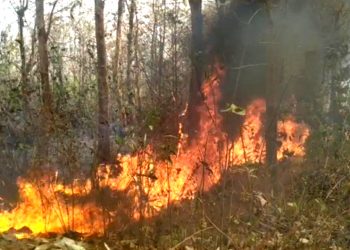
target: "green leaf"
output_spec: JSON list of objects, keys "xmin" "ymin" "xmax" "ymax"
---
[{"xmin": 220, "ymin": 103, "xmax": 246, "ymax": 116}]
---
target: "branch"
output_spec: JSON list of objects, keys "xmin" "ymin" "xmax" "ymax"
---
[
  {"xmin": 170, "ymin": 227, "xmax": 214, "ymax": 250},
  {"xmin": 247, "ymin": 8, "xmax": 262, "ymax": 24},
  {"xmin": 326, "ymin": 176, "xmax": 346, "ymax": 200},
  {"xmin": 231, "ymin": 63, "xmax": 267, "ymax": 70},
  {"xmin": 205, "ymin": 214, "xmax": 238, "ymax": 250},
  {"xmin": 26, "ymin": 22, "xmax": 37, "ymax": 74},
  {"xmin": 46, "ymin": 0, "xmax": 59, "ymax": 38},
  {"xmin": 25, "ymin": 0, "xmax": 29, "ymax": 9}
]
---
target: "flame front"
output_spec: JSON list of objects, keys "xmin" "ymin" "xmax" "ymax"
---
[
  {"xmin": 0, "ymin": 177, "xmax": 103, "ymax": 236},
  {"xmin": 0, "ymin": 64, "xmax": 310, "ymax": 237}
]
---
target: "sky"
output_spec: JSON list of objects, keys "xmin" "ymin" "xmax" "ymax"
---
[
  {"xmin": 0, "ymin": 0, "xmax": 113, "ymax": 35},
  {"xmin": 1, "ymin": 0, "xmax": 18, "ymax": 32},
  {"xmin": 0, "ymin": 0, "xmax": 216, "ymax": 37}
]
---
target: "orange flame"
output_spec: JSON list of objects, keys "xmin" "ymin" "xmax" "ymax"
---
[
  {"xmin": 0, "ymin": 64, "xmax": 310, "ymax": 237},
  {"xmin": 0, "ymin": 177, "xmax": 102, "ymax": 236},
  {"xmin": 230, "ymin": 99, "xmax": 310, "ymax": 165}
]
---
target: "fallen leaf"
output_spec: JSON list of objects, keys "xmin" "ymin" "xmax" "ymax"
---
[{"xmin": 54, "ymin": 237, "xmax": 86, "ymax": 250}]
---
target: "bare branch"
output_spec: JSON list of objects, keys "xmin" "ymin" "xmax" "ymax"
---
[
  {"xmin": 170, "ymin": 227, "xmax": 214, "ymax": 250},
  {"xmin": 26, "ymin": 22, "xmax": 37, "ymax": 74},
  {"xmin": 231, "ymin": 63, "xmax": 267, "ymax": 70},
  {"xmin": 205, "ymin": 214, "xmax": 238, "ymax": 250},
  {"xmin": 46, "ymin": 0, "xmax": 59, "ymax": 38}
]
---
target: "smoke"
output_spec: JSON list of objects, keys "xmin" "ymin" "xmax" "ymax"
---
[{"xmin": 205, "ymin": 0, "xmax": 327, "ymax": 138}]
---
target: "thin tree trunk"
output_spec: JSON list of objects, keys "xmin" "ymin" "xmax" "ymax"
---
[
  {"xmin": 265, "ymin": 51, "xmax": 280, "ymax": 167},
  {"xmin": 36, "ymin": 0, "xmax": 54, "ymax": 163},
  {"xmin": 125, "ymin": 0, "xmax": 136, "ymax": 124},
  {"xmin": 94, "ymin": 0, "xmax": 111, "ymax": 164},
  {"xmin": 157, "ymin": 0, "xmax": 166, "ymax": 98},
  {"xmin": 134, "ymin": 12, "xmax": 141, "ymax": 112},
  {"xmin": 172, "ymin": 0, "xmax": 179, "ymax": 103},
  {"xmin": 113, "ymin": 0, "xmax": 124, "ymax": 114},
  {"xmin": 16, "ymin": 0, "xmax": 30, "ymax": 118},
  {"xmin": 187, "ymin": 0, "xmax": 204, "ymax": 138},
  {"xmin": 265, "ymin": 5, "xmax": 282, "ymax": 179}
]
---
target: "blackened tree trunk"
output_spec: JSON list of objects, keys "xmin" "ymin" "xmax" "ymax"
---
[
  {"xmin": 94, "ymin": 0, "xmax": 111, "ymax": 163},
  {"xmin": 265, "ymin": 5, "xmax": 281, "ymax": 170},
  {"xmin": 265, "ymin": 49, "xmax": 280, "ymax": 168},
  {"xmin": 36, "ymin": 0, "xmax": 54, "ymax": 162},
  {"xmin": 187, "ymin": 0, "xmax": 204, "ymax": 138}
]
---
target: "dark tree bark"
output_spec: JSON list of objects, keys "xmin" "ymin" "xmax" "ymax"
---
[
  {"xmin": 265, "ymin": 4, "xmax": 281, "ymax": 170},
  {"xmin": 265, "ymin": 50, "xmax": 280, "ymax": 168},
  {"xmin": 264, "ymin": 5, "xmax": 284, "ymax": 196},
  {"xmin": 36, "ymin": 0, "xmax": 54, "ymax": 162},
  {"xmin": 187, "ymin": 0, "xmax": 204, "ymax": 138},
  {"xmin": 94, "ymin": 0, "xmax": 111, "ymax": 163}
]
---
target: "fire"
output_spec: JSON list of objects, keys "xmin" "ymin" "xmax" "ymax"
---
[
  {"xmin": 230, "ymin": 99, "xmax": 310, "ymax": 165},
  {"xmin": 0, "ymin": 177, "xmax": 103, "ymax": 236},
  {"xmin": 0, "ymin": 64, "xmax": 310, "ymax": 237}
]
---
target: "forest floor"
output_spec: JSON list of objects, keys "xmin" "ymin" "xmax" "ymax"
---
[{"xmin": 1, "ymin": 154, "xmax": 349, "ymax": 250}]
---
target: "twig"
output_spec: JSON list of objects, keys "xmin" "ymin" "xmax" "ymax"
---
[
  {"xmin": 170, "ymin": 227, "xmax": 214, "ymax": 250},
  {"xmin": 326, "ymin": 176, "xmax": 346, "ymax": 200},
  {"xmin": 205, "ymin": 214, "xmax": 238, "ymax": 250},
  {"xmin": 247, "ymin": 8, "xmax": 262, "ymax": 25},
  {"xmin": 231, "ymin": 63, "xmax": 267, "ymax": 70}
]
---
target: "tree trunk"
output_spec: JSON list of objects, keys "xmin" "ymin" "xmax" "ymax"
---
[
  {"xmin": 265, "ymin": 49, "xmax": 280, "ymax": 168},
  {"xmin": 134, "ymin": 13, "xmax": 141, "ymax": 112},
  {"xmin": 265, "ymin": 5, "xmax": 282, "ymax": 178},
  {"xmin": 17, "ymin": 1, "xmax": 29, "ymax": 118},
  {"xmin": 113, "ymin": 0, "xmax": 124, "ymax": 115},
  {"xmin": 187, "ymin": 0, "xmax": 204, "ymax": 138},
  {"xmin": 172, "ymin": 0, "xmax": 179, "ymax": 103},
  {"xmin": 125, "ymin": 0, "xmax": 136, "ymax": 125},
  {"xmin": 94, "ymin": 0, "xmax": 111, "ymax": 164},
  {"xmin": 36, "ymin": 0, "xmax": 54, "ymax": 163},
  {"xmin": 157, "ymin": 0, "xmax": 166, "ymax": 99}
]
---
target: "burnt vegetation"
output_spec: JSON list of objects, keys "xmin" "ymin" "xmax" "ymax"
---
[{"xmin": 0, "ymin": 0, "xmax": 350, "ymax": 249}]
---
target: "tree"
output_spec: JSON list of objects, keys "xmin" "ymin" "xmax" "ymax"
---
[
  {"xmin": 16, "ymin": 0, "xmax": 30, "ymax": 118},
  {"xmin": 112, "ymin": 0, "xmax": 125, "ymax": 116},
  {"xmin": 94, "ymin": 0, "xmax": 111, "ymax": 164},
  {"xmin": 35, "ymin": 0, "xmax": 56, "ymax": 162},
  {"xmin": 125, "ymin": 0, "xmax": 136, "ymax": 125},
  {"xmin": 187, "ymin": 0, "xmax": 204, "ymax": 138},
  {"xmin": 264, "ymin": 2, "xmax": 281, "ymax": 171}
]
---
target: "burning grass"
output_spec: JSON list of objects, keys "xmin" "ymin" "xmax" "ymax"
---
[{"xmin": 0, "ymin": 65, "xmax": 310, "ymax": 240}]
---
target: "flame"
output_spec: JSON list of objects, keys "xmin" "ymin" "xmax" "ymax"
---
[
  {"xmin": 0, "ymin": 63, "xmax": 310, "ymax": 237},
  {"xmin": 0, "ymin": 177, "xmax": 102, "ymax": 236},
  {"xmin": 230, "ymin": 99, "xmax": 310, "ymax": 165}
]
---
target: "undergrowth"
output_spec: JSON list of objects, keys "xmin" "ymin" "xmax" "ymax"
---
[{"xmin": 107, "ymin": 125, "xmax": 350, "ymax": 250}]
